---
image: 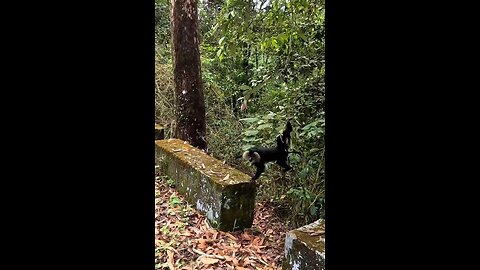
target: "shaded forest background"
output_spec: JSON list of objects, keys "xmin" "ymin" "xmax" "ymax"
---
[{"xmin": 156, "ymin": 0, "xmax": 325, "ymax": 228}]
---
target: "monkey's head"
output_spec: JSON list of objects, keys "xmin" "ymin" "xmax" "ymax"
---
[{"xmin": 242, "ymin": 150, "xmax": 261, "ymax": 163}]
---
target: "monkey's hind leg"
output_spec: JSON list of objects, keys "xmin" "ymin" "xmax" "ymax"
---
[
  {"xmin": 277, "ymin": 159, "xmax": 293, "ymax": 172},
  {"xmin": 252, "ymin": 163, "xmax": 265, "ymax": 182}
]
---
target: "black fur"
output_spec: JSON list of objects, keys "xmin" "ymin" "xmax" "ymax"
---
[{"xmin": 243, "ymin": 121, "xmax": 300, "ymax": 181}]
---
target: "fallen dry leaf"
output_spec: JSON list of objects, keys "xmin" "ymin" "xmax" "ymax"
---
[
  {"xmin": 212, "ymin": 231, "xmax": 218, "ymax": 240},
  {"xmin": 198, "ymin": 239, "xmax": 208, "ymax": 250},
  {"xmin": 167, "ymin": 249, "xmax": 175, "ymax": 269},
  {"xmin": 200, "ymin": 257, "xmax": 219, "ymax": 265},
  {"xmin": 156, "ymin": 177, "xmax": 290, "ymax": 270},
  {"xmin": 241, "ymin": 232, "xmax": 252, "ymax": 241},
  {"xmin": 258, "ymin": 237, "xmax": 265, "ymax": 245},
  {"xmin": 243, "ymin": 257, "xmax": 254, "ymax": 265},
  {"xmin": 179, "ymin": 231, "xmax": 192, "ymax": 236},
  {"xmin": 225, "ymin": 232, "xmax": 238, "ymax": 241}
]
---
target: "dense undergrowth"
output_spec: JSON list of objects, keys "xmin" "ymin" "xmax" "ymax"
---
[{"xmin": 156, "ymin": 0, "xmax": 324, "ymax": 228}]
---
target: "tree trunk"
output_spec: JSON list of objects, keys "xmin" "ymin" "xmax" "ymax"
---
[{"xmin": 170, "ymin": 0, "xmax": 207, "ymax": 150}]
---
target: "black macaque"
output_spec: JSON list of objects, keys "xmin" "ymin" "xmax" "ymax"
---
[{"xmin": 242, "ymin": 121, "xmax": 301, "ymax": 181}]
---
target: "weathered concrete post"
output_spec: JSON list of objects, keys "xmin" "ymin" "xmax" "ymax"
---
[
  {"xmin": 155, "ymin": 139, "xmax": 256, "ymax": 231},
  {"xmin": 283, "ymin": 219, "xmax": 325, "ymax": 270}
]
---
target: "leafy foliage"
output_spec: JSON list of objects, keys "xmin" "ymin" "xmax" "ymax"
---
[{"xmin": 155, "ymin": 0, "xmax": 172, "ymax": 64}]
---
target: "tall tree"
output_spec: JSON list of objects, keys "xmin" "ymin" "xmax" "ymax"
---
[{"xmin": 170, "ymin": 0, "xmax": 207, "ymax": 150}]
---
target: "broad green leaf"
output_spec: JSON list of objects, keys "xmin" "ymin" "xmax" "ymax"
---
[
  {"xmin": 244, "ymin": 130, "xmax": 259, "ymax": 136},
  {"xmin": 242, "ymin": 144, "xmax": 255, "ymax": 151},
  {"xmin": 263, "ymin": 112, "xmax": 276, "ymax": 120},
  {"xmin": 170, "ymin": 196, "xmax": 181, "ymax": 206},
  {"xmin": 271, "ymin": 38, "xmax": 278, "ymax": 48},
  {"xmin": 257, "ymin": 123, "xmax": 273, "ymax": 130},
  {"xmin": 239, "ymin": 117, "xmax": 259, "ymax": 123},
  {"xmin": 239, "ymin": 84, "xmax": 251, "ymax": 91},
  {"xmin": 242, "ymin": 136, "xmax": 257, "ymax": 142},
  {"xmin": 278, "ymin": 33, "xmax": 288, "ymax": 42},
  {"xmin": 219, "ymin": 36, "xmax": 225, "ymax": 45}
]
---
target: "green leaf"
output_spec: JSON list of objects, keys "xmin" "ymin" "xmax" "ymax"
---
[
  {"xmin": 239, "ymin": 117, "xmax": 259, "ymax": 123},
  {"xmin": 271, "ymin": 38, "xmax": 278, "ymax": 48},
  {"xmin": 244, "ymin": 130, "xmax": 259, "ymax": 136},
  {"xmin": 298, "ymin": 31, "xmax": 307, "ymax": 41},
  {"xmin": 252, "ymin": 81, "xmax": 264, "ymax": 92},
  {"xmin": 263, "ymin": 112, "xmax": 276, "ymax": 120},
  {"xmin": 242, "ymin": 144, "xmax": 255, "ymax": 151},
  {"xmin": 257, "ymin": 123, "xmax": 273, "ymax": 130},
  {"xmin": 239, "ymin": 84, "xmax": 251, "ymax": 91},
  {"xmin": 242, "ymin": 136, "xmax": 257, "ymax": 142},
  {"xmin": 219, "ymin": 36, "xmax": 225, "ymax": 45},
  {"xmin": 278, "ymin": 33, "xmax": 288, "ymax": 42},
  {"xmin": 169, "ymin": 194, "xmax": 181, "ymax": 206},
  {"xmin": 303, "ymin": 120, "xmax": 321, "ymax": 130},
  {"xmin": 298, "ymin": 168, "xmax": 309, "ymax": 178}
]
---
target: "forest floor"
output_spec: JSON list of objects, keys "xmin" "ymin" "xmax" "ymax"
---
[{"xmin": 155, "ymin": 176, "xmax": 289, "ymax": 270}]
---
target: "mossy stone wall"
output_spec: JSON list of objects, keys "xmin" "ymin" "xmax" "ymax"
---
[{"xmin": 155, "ymin": 139, "xmax": 256, "ymax": 231}]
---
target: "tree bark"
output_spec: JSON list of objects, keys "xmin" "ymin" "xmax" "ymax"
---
[{"xmin": 170, "ymin": 0, "xmax": 207, "ymax": 150}]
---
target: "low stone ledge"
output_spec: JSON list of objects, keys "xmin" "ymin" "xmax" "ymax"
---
[
  {"xmin": 283, "ymin": 219, "xmax": 325, "ymax": 270},
  {"xmin": 155, "ymin": 139, "xmax": 256, "ymax": 231}
]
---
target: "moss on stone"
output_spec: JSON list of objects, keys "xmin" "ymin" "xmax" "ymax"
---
[
  {"xmin": 283, "ymin": 219, "xmax": 325, "ymax": 270},
  {"xmin": 155, "ymin": 139, "xmax": 255, "ymax": 231}
]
